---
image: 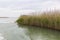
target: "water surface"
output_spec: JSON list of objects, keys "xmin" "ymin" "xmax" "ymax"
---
[{"xmin": 0, "ymin": 18, "xmax": 60, "ymax": 40}]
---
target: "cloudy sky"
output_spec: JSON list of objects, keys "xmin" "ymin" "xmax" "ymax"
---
[{"xmin": 0, "ymin": 0, "xmax": 60, "ymax": 17}]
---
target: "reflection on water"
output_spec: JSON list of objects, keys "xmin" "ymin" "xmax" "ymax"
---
[
  {"xmin": 0, "ymin": 18, "xmax": 60, "ymax": 40},
  {"xmin": 0, "ymin": 23, "xmax": 31, "ymax": 40},
  {"xmin": 18, "ymin": 24, "xmax": 60, "ymax": 40}
]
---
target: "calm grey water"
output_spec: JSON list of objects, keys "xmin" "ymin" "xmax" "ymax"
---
[{"xmin": 0, "ymin": 18, "xmax": 60, "ymax": 40}]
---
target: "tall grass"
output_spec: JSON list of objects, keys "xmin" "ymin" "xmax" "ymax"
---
[{"xmin": 16, "ymin": 11, "xmax": 60, "ymax": 30}]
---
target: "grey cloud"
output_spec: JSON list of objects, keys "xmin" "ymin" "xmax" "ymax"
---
[{"xmin": 0, "ymin": 0, "xmax": 60, "ymax": 17}]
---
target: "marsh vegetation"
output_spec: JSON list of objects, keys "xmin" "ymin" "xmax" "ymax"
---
[{"xmin": 17, "ymin": 10, "xmax": 60, "ymax": 30}]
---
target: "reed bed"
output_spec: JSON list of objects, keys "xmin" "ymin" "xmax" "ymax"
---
[{"xmin": 16, "ymin": 11, "xmax": 60, "ymax": 30}]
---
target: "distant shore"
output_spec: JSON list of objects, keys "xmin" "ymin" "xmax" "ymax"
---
[{"xmin": 0, "ymin": 17, "xmax": 9, "ymax": 18}]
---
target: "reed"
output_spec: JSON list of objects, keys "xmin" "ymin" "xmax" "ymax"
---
[{"xmin": 16, "ymin": 11, "xmax": 60, "ymax": 30}]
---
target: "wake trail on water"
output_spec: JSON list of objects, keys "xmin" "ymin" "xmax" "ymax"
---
[{"xmin": 0, "ymin": 33, "xmax": 6, "ymax": 40}]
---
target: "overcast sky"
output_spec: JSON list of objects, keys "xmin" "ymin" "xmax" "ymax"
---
[{"xmin": 0, "ymin": 0, "xmax": 60, "ymax": 17}]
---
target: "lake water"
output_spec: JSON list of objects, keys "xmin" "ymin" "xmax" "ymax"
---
[{"xmin": 0, "ymin": 18, "xmax": 60, "ymax": 40}]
